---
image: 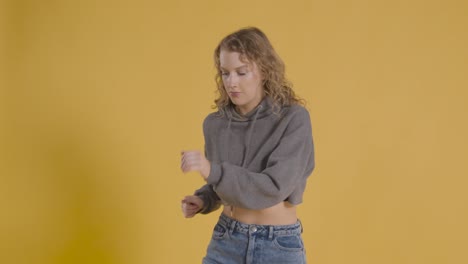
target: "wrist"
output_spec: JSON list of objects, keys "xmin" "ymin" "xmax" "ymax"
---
[{"xmin": 202, "ymin": 161, "xmax": 211, "ymax": 180}]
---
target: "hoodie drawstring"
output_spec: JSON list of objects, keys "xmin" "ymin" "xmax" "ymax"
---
[
  {"xmin": 224, "ymin": 103, "xmax": 265, "ymax": 218},
  {"xmin": 241, "ymin": 104, "xmax": 262, "ymax": 167},
  {"xmin": 224, "ymin": 117, "xmax": 232, "ymax": 162}
]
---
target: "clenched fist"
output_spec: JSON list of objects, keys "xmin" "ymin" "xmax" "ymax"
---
[
  {"xmin": 181, "ymin": 195, "xmax": 204, "ymax": 218},
  {"xmin": 180, "ymin": 150, "xmax": 211, "ymax": 180}
]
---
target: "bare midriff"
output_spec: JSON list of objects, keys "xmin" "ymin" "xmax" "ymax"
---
[{"xmin": 222, "ymin": 201, "xmax": 297, "ymax": 225}]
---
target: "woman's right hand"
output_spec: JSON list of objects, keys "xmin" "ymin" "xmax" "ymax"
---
[{"xmin": 181, "ymin": 195, "xmax": 204, "ymax": 218}]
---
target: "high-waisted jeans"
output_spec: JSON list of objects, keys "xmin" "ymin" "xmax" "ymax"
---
[{"xmin": 203, "ymin": 213, "xmax": 306, "ymax": 264}]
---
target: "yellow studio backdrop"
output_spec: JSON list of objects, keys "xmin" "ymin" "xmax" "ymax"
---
[{"xmin": 1, "ymin": 0, "xmax": 468, "ymax": 263}]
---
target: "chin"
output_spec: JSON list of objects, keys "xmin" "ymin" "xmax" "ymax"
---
[{"xmin": 230, "ymin": 98, "xmax": 243, "ymax": 106}]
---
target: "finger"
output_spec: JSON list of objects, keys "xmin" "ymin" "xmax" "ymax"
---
[
  {"xmin": 183, "ymin": 208, "xmax": 196, "ymax": 217},
  {"xmin": 181, "ymin": 152, "xmax": 195, "ymax": 165},
  {"xmin": 182, "ymin": 199, "xmax": 199, "ymax": 207},
  {"xmin": 180, "ymin": 159, "xmax": 185, "ymax": 170},
  {"xmin": 182, "ymin": 163, "xmax": 201, "ymax": 173},
  {"xmin": 181, "ymin": 158, "xmax": 195, "ymax": 172},
  {"xmin": 185, "ymin": 213, "xmax": 195, "ymax": 218},
  {"xmin": 184, "ymin": 196, "xmax": 203, "ymax": 207},
  {"xmin": 182, "ymin": 200, "xmax": 199, "ymax": 208},
  {"xmin": 181, "ymin": 154, "xmax": 200, "ymax": 172},
  {"xmin": 182, "ymin": 151, "xmax": 200, "ymax": 160},
  {"xmin": 182, "ymin": 198, "xmax": 194, "ymax": 204},
  {"xmin": 185, "ymin": 205, "xmax": 199, "ymax": 211},
  {"xmin": 183, "ymin": 209, "xmax": 196, "ymax": 217},
  {"xmin": 186, "ymin": 209, "xmax": 198, "ymax": 216},
  {"xmin": 181, "ymin": 154, "xmax": 189, "ymax": 168},
  {"xmin": 185, "ymin": 208, "xmax": 198, "ymax": 213},
  {"xmin": 183, "ymin": 162, "xmax": 200, "ymax": 171},
  {"xmin": 182, "ymin": 200, "xmax": 195, "ymax": 206},
  {"xmin": 181, "ymin": 201, "xmax": 192, "ymax": 208},
  {"xmin": 182, "ymin": 154, "xmax": 200, "ymax": 165}
]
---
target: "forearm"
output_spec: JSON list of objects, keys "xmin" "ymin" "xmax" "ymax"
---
[{"xmin": 194, "ymin": 184, "xmax": 222, "ymax": 214}]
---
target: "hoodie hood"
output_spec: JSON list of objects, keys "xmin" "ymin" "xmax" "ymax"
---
[
  {"xmin": 225, "ymin": 96, "xmax": 275, "ymax": 122},
  {"xmin": 222, "ymin": 96, "xmax": 277, "ymax": 168}
]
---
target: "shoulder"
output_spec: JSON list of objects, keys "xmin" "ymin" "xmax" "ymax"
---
[
  {"xmin": 278, "ymin": 104, "xmax": 312, "ymax": 134},
  {"xmin": 203, "ymin": 111, "xmax": 225, "ymax": 131},
  {"xmin": 282, "ymin": 104, "xmax": 311, "ymax": 122},
  {"xmin": 203, "ymin": 111, "xmax": 224, "ymax": 123}
]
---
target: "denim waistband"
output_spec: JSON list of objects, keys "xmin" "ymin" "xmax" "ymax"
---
[{"xmin": 218, "ymin": 213, "xmax": 303, "ymax": 239}]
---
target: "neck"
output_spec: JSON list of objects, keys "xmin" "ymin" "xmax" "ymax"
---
[{"xmin": 236, "ymin": 95, "xmax": 266, "ymax": 115}]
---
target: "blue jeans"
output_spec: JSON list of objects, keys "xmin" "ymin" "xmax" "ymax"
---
[{"xmin": 203, "ymin": 213, "xmax": 306, "ymax": 264}]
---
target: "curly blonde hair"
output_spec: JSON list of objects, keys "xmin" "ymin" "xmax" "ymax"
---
[{"xmin": 213, "ymin": 27, "xmax": 305, "ymax": 114}]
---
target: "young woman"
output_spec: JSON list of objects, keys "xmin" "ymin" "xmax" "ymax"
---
[{"xmin": 180, "ymin": 27, "xmax": 315, "ymax": 264}]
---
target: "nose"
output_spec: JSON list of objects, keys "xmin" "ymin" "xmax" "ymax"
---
[{"xmin": 225, "ymin": 74, "xmax": 239, "ymax": 89}]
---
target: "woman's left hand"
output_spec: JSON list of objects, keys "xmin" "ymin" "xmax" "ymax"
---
[{"xmin": 180, "ymin": 150, "xmax": 211, "ymax": 180}]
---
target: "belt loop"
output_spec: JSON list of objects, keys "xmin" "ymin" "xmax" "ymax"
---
[
  {"xmin": 298, "ymin": 219, "xmax": 303, "ymax": 234},
  {"xmin": 229, "ymin": 219, "xmax": 236, "ymax": 236},
  {"xmin": 268, "ymin": 226, "xmax": 274, "ymax": 240}
]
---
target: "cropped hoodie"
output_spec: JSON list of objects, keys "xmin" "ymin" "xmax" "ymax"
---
[{"xmin": 194, "ymin": 96, "xmax": 315, "ymax": 214}]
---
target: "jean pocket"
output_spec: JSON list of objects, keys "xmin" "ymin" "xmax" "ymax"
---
[
  {"xmin": 212, "ymin": 223, "xmax": 228, "ymax": 240},
  {"xmin": 273, "ymin": 234, "xmax": 304, "ymax": 252}
]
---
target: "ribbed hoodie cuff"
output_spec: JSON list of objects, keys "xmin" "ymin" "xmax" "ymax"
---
[
  {"xmin": 197, "ymin": 194, "xmax": 211, "ymax": 214},
  {"xmin": 207, "ymin": 162, "xmax": 222, "ymax": 185}
]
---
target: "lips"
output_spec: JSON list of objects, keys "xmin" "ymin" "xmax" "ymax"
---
[{"xmin": 229, "ymin": 92, "xmax": 241, "ymax": 97}]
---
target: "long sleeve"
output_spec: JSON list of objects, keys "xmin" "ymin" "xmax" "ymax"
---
[
  {"xmin": 193, "ymin": 184, "xmax": 221, "ymax": 214},
  {"xmin": 206, "ymin": 108, "xmax": 315, "ymax": 210}
]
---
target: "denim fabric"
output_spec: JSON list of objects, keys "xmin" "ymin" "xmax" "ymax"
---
[{"xmin": 203, "ymin": 213, "xmax": 306, "ymax": 264}]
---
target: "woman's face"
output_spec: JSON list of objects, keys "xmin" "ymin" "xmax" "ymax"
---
[{"xmin": 219, "ymin": 50, "xmax": 264, "ymax": 115}]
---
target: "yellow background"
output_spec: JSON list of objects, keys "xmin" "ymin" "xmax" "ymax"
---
[{"xmin": 2, "ymin": 0, "xmax": 468, "ymax": 263}]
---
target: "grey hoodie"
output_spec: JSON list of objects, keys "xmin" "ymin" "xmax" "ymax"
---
[{"xmin": 194, "ymin": 96, "xmax": 315, "ymax": 213}]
